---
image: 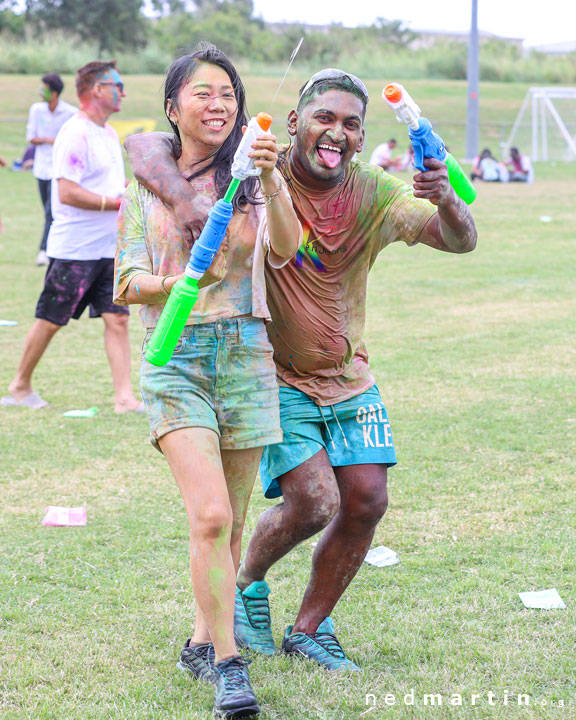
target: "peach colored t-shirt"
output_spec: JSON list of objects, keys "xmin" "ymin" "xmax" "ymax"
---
[
  {"xmin": 115, "ymin": 175, "xmax": 285, "ymax": 327},
  {"xmin": 265, "ymin": 154, "xmax": 437, "ymax": 406}
]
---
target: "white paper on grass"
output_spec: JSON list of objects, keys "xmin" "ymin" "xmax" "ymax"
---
[
  {"xmin": 364, "ymin": 546, "xmax": 400, "ymax": 567},
  {"xmin": 518, "ymin": 588, "xmax": 566, "ymax": 609}
]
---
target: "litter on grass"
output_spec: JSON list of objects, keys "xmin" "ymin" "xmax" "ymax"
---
[
  {"xmin": 364, "ymin": 545, "xmax": 400, "ymax": 567},
  {"xmin": 518, "ymin": 588, "xmax": 566, "ymax": 609},
  {"xmin": 62, "ymin": 407, "xmax": 99, "ymax": 417},
  {"xmin": 42, "ymin": 506, "xmax": 87, "ymax": 527},
  {"xmin": 0, "ymin": 319, "xmax": 18, "ymax": 326}
]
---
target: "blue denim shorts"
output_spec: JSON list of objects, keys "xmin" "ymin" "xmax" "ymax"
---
[
  {"xmin": 140, "ymin": 317, "xmax": 283, "ymax": 451},
  {"xmin": 260, "ymin": 384, "xmax": 397, "ymax": 498}
]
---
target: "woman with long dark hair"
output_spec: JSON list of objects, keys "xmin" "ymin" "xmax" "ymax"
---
[{"xmin": 114, "ymin": 44, "xmax": 301, "ymax": 718}]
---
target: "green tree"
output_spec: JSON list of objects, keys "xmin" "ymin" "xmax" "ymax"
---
[
  {"xmin": 0, "ymin": 8, "xmax": 25, "ymax": 36},
  {"xmin": 25, "ymin": 0, "xmax": 148, "ymax": 53},
  {"xmin": 368, "ymin": 18, "xmax": 417, "ymax": 47}
]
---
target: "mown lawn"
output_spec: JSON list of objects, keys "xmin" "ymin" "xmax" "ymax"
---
[{"xmin": 0, "ymin": 75, "xmax": 575, "ymax": 719}]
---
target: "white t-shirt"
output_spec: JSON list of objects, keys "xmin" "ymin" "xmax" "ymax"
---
[
  {"xmin": 370, "ymin": 143, "xmax": 392, "ymax": 167},
  {"xmin": 479, "ymin": 157, "xmax": 501, "ymax": 182},
  {"xmin": 26, "ymin": 99, "xmax": 76, "ymax": 181},
  {"xmin": 48, "ymin": 113, "xmax": 125, "ymax": 260}
]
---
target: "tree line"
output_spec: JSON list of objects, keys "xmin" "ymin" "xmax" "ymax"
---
[
  {"xmin": 0, "ymin": 0, "xmax": 419, "ymax": 59},
  {"xmin": 1, "ymin": 0, "xmax": 574, "ymax": 83}
]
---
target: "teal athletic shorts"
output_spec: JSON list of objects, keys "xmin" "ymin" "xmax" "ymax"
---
[{"xmin": 260, "ymin": 384, "xmax": 397, "ymax": 499}]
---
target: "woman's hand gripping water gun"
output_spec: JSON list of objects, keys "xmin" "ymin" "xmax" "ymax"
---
[
  {"xmin": 383, "ymin": 83, "xmax": 477, "ymax": 205},
  {"xmin": 144, "ymin": 112, "xmax": 273, "ymax": 367}
]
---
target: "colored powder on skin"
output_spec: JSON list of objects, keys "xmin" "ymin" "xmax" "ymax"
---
[
  {"xmin": 135, "ymin": 284, "xmax": 140, "ymax": 294},
  {"xmin": 212, "ymin": 525, "xmax": 229, "ymax": 552},
  {"xmin": 208, "ymin": 566, "xmax": 225, "ymax": 588}
]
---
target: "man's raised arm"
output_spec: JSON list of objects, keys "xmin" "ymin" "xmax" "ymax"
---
[
  {"xmin": 413, "ymin": 158, "xmax": 477, "ymax": 254},
  {"xmin": 125, "ymin": 132, "xmax": 197, "ymax": 242}
]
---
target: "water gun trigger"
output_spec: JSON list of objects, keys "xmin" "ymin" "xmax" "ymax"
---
[{"xmin": 412, "ymin": 142, "xmax": 425, "ymax": 173}]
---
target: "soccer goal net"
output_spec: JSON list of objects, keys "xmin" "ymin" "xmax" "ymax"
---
[{"xmin": 504, "ymin": 87, "xmax": 576, "ymax": 162}]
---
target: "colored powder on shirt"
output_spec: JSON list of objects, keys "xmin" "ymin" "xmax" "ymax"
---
[{"xmin": 264, "ymin": 149, "xmax": 437, "ymax": 406}]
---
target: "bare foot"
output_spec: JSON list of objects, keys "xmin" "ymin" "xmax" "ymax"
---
[
  {"xmin": 8, "ymin": 379, "xmax": 34, "ymax": 402},
  {"xmin": 115, "ymin": 398, "xmax": 145, "ymax": 414}
]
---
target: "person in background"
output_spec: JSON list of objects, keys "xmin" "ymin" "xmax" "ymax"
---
[
  {"xmin": 12, "ymin": 144, "xmax": 36, "ymax": 172},
  {"xmin": 369, "ymin": 137, "xmax": 403, "ymax": 171},
  {"xmin": 506, "ymin": 146, "xmax": 534, "ymax": 183},
  {"xmin": 1, "ymin": 61, "xmax": 142, "ymax": 413},
  {"xmin": 471, "ymin": 148, "xmax": 507, "ymax": 182},
  {"xmin": 396, "ymin": 142, "xmax": 415, "ymax": 171},
  {"xmin": 26, "ymin": 72, "xmax": 76, "ymax": 265}
]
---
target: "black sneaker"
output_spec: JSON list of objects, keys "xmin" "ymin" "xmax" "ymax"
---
[
  {"xmin": 177, "ymin": 639, "xmax": 217, "ymax": 683},
  {"xmin": 214, "ymin": 655, "xmax": 260, "ymax": 719}
]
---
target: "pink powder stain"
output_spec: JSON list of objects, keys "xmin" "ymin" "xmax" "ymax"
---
[{"xmin": 68, "ymin": 153, "xmax": 85, "ymax": 169}]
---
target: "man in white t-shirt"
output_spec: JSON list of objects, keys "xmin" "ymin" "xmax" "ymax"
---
[
  {"xmin": 2, "ymin": 60, "xmax": 142, "ymax": 413},
  {"xmin": 26, "ymin": 73, "xmax": 76, "ymax": 265},
  {"xmin": 369, "ymin": 138, "xmax": 401, "ymax": 171}
]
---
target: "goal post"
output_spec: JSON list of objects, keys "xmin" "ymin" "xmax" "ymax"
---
[{"xmin": 504, "ymin": 87, "xmax": 576, "ymax": 161}]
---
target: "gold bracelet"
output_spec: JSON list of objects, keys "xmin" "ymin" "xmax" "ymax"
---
[
  {"xmin": 160, "ymin": 275, "xmax": 173, "ymax": 296},
  {"xmin": 262, "ymin": 181, "xmax": 283, "ymax": 206},
  {"xmin": 100, "ymin": 195, "xmax": 106, "ymax": 212}
]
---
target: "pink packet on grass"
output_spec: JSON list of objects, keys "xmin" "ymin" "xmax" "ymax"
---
[{"xmin": 42, "ymin": 506, "xmax": 87, "ymax": 527}]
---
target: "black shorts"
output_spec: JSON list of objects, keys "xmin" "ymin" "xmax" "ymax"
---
[{"xmin": 35, "ymin": 258, "xmax": 129, "ymax": 326}]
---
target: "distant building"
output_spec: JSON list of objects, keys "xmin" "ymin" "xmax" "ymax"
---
[
  {"xmin": 265, "ymin": 21, "xmax": 525, "ymax": 50},
  {"xmin": 530, "ymin": 41, "xmax": 576, "ymax": 54},
  {"xmin": 409, "ymin": 28, "xmax": 524, "ymax": 50},
  {"xmin": 266, "ymin": 21, "xmax": 335, "ymax": 36}
]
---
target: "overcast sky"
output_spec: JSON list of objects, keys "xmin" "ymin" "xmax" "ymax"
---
[{"xmin": 251, "ymin": 0, "xmax": 574, "ymax": 47}]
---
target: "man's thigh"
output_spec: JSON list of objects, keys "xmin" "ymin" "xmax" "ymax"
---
[
  {"xmin": 259, "ymin": 387, "xmax": 331, "ymax": 499},
  {"xmin": 333, "ymin": 463, "xmax": 388, "ymax": 519},
  {"xmin": 276, "ymin": 448, "xmax": 340, "ymax": 523}
]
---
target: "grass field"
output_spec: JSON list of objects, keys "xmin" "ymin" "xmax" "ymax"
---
[
  {"xmin": 1, "ymin": 74, "xmax": 575, "ymax": 719},
  {"xmin": 0, "ymin": 73, "xmax": 563, "ymax": 163}
]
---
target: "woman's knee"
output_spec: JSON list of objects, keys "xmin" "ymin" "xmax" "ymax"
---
[{"xmin": 191, "ymin": 504, "xmax": 233, "ymax": 543}]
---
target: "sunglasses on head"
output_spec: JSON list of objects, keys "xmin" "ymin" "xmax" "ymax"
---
[{"xmin": 299, "ymin": 69, "xmax": 369, "ymax": 103}]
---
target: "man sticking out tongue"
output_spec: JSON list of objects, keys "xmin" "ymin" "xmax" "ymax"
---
[
  {"xmin": 317, "ymin": 143, "xmax": 342, "ymax": 169},
  {"xmin": 125, "ymin": 67, "xmax": 477, "ymax": 678}
]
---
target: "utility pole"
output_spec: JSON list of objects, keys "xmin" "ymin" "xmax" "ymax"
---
[{"xmin": 466, "ymin": 0, "xmax": 479, "ymax": 160}]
